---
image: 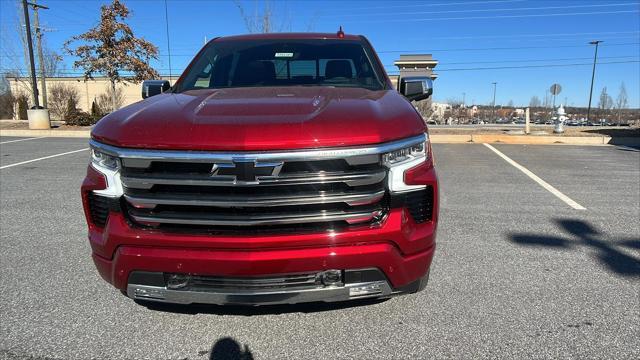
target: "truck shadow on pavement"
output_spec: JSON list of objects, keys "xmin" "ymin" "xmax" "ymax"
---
[
  {"xmin": 136, "ymin": 297, "xmax": 388, "ymax": 316},
  {"xmin": 209, "ymin": 337, "xmax": 254, "ymax": 360},
  {"xmin": 509, "ymin": 219, "xmax": 640, "ymax": 277}
]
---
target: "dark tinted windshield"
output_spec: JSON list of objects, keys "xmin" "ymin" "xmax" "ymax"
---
[{"xmin": 175, "ymin": 39, "xmax": 386, "ymax": 92}]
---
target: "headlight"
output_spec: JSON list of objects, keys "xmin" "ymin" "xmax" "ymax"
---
[
  {"xmin": 384, "ymin": 139, "xmax": 429, "ymax": 193},
  {"xmin": 89, "ymin": 146, "xmax": 123, "ymax": 197},
  {"xmin": 382, "ymin": 141, "xmax": 426, "ymax": 166},
  {"xmin": 91, "ymin": 148, "xmax": 119, "ymax": 170}
]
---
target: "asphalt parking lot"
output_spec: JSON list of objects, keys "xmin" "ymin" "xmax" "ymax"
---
[{"xmin": 1, "ymin": 136, "xmax": 638, "ymax": 360}]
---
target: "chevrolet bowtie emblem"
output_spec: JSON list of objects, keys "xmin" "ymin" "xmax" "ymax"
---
[{"xmin": 210, "ymin": 160, "xmax": 283, "ymax": 183}]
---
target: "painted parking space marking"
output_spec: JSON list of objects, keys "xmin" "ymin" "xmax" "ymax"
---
[
  {"xmin": 0, "ymin": 137, "xmax": 46, "ymax": 145},
  {"xmin": 0, "ymin": 148, "xmax": 88, "ymax": 170},
  {"xmin": 483, "ymin": 143, "xmax": 587, "ymax": 210}
]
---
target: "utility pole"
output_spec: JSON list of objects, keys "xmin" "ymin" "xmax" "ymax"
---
[
  {"xmin": 31, "ymin": 0, "xmax": 49, "ymax": 108},
  {"xmin": 586, "ymin": 40, "xmax": 602, "ymax": 122},
  {"xmin": 21, "ymin": 0, "xmax": 39, "ymax": 108},
  {"xmin": 462, "ymin": 92, "xmax": 466, "ymax": 108},
  {"xmin": 491, "ymin": 82, "xmax": 497, "ymax": 122},
  {"xmin": 164, "ymin": 0, "xmax": 172, "ymax": 84}
]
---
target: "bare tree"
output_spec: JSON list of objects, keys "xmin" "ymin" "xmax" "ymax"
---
[
  {"xmin": 529, "ymin": 96, "xmax": 541, "ymax": 108},
  {"xmin": 5, "ymin": 0, "xmax": 37, "ymax": 105},
  {"xmin": 43, "ymin": 48, "xmax": 62, "ymax": 77},
  {"xmin": 97, "ymin": 85, "xmax": 124, "ymax": 114},
  {"xmin": 64, "ymin": 0, "xmax": 159, "ymax": 111},
  {"xmin": 598, "ymin": 87, "xmax": 614, "ymax": 111},
  {"xmin": 615, "ymin": 82, "xmax": 628, "ymax": 123},
  {"xmin": 234, "ymin": 0, "xmax": 291, "ymax": 33},
  {"xmin": 0, "ymin": 91, "xmax": 16, "ymax": 119},
  {"xmin": 507, "ymin": 99, "xmax": 514, "ymax": 108},
  {"xmin": 47, "ymin": 83, "xmax": 80, "ymax": 120}
]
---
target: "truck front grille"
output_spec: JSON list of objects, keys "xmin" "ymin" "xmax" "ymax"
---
[{"xmin": 119, "ymin": 154, "xmax": 387, "ymax": 232}]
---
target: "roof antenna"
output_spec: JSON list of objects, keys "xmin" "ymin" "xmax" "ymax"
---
[{"xmin": 337, "ymin": 26, "xmax": 344, "ymax": 38}]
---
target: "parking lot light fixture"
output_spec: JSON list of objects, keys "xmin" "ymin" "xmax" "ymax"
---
[
  {"xmin": 586, "ymin": 40, "xmax": 602, "ymax": 122},
  {"xmin": 491, "ymin": 82, "xmax": 497, "ymax": 123}
]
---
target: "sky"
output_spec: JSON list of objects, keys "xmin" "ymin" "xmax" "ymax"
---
[{"xmin": 0, "ymin": 0, "xmax": 639, "ymax": 107}]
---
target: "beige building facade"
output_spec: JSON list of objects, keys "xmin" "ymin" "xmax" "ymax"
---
[
  {"xmin": 8, "ymin": 54, "xmax": 437, "ymax": 119},
  {"xmin": 8, "ymin": 76, "xmax": 177, "ymax": 119}
]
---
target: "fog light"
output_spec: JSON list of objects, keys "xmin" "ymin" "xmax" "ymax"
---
[
  {"xmin": 134, "ymin": 287, "xmax": 165, "ymax": 299},
  {"xmin": 166, "ymin": 274, "xmax": 191, "ymax": 289},
  {"xmin": 349, "ymin": 283, "xmax": 383, "ymax": 297},
  {"xmin": 321, "ymin": 270, "xmax": 342, "ymax": 286}
]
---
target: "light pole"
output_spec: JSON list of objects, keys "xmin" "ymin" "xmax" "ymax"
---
[
  {"xmin": 491, "ymin": 82, "xmax": 497, "ymax": 122},
  {"xmin": 22, "ymin": 0, "xmax": 39, "ymax": 108},
  {"xmin": 586, "ymin": 40, "xmax": 602, "ymax": 122}
]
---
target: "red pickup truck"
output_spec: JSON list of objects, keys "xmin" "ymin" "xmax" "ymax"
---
[{"xmin": 81, "ymin": 32, "xmax": 438, "ymax": 306}]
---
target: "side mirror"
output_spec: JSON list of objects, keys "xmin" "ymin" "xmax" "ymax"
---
[
  {"xmin": 399, "ymin": 76, "xmax": 433, "ymax": 102},
  {"xmin": 142, "ymin": 80, "xmax": 170, "ymax": 99}
]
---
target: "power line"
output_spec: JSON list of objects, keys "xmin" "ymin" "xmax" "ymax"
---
[
  {"xmin": 386, "ymin": 60, "xmax": 640, "ymax": 73},
  {"xmin": 416, "ymin": 30, "xmax": 640, "ymax": 41},
  {"xmin": 340, "ymin": 0, "xmax": 526, "ymax": 11},
  {"xmin": 384, "ymin": 55, "xmax": 639, "ymax": 67},
  {"xmin": 346, "ymin": 9, "xmax": 639, "ymax": 23},
  {"xmin": 3, "ymin": 60, "xmax": 639, "ymax": 77},
  {"xmin": 332, "ymin": 2, "xmax": 639, "ymax": 18},
  {"xmin": 377, "ymin": 42, "xmax": 640, "ymax": 53}
]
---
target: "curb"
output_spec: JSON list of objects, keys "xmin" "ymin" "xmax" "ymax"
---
[
  {"xmin": 0, "ymin": 129, "xmax": 90, "ymax": 138},
  {"xmin": 431, "ymin": 134, "xmax": 639, "ymax": 146},
  {"xmin": 1, "ymin": 129, "xmax": 637, "ymax": 146}
]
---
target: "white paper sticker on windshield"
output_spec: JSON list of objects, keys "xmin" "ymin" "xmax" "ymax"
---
[{"xmin": 275, "ymin": 52, "xmax": 294, "ymax": 58}]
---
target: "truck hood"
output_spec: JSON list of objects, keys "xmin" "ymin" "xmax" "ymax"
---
[{"xmin": 91, "ymin": 87, "xmax": 426, "ymax": 151}]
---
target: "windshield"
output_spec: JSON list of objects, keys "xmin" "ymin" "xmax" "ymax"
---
[{"xmin": 174, "ymin": 39, "xmax": 386, "ymax": 92}]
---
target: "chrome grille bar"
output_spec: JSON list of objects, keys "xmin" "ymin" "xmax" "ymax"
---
[
  {"xmin": 124, "ymin": 189, "xmax": 385, "ymax": 208},
  {"xmin": 121, "ymin": 169, "xmax": 386, "ymax": 189},
  {"xmin": 129, "ymin": 208, "xmax": 383, "ymax": 226}
]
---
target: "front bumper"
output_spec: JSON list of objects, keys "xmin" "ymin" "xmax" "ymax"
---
[
  {"xmin": 125, "ymin": 268, "xmax": 429, "ymax": 306},
  {"xmin": 83, "ymin": 152, "xmax": 439, "ymax": 306}
]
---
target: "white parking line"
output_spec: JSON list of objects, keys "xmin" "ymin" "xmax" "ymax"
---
[
  {"xmin": 483, "ymin": 143, "xmax": 587, "ymax": 210},
  {"xmin": 0, "ymin": 137, "xmax": 46, "ymax": 145},
  {"xmin": 615, "ymin": 145, "xmax": 640, "ymax": 152},
  {"xmin": 0, "ymin": 148, "xmax": 88, "ymax": 170}
]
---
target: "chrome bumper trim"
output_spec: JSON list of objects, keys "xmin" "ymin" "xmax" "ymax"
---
[{"xmin": 127, "ymin": 281, "xmax": 393, "ymax": 305}]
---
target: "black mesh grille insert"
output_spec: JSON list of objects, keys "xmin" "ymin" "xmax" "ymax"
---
[
  {"xmin": 391, "ymin": 187, "xmax": 434, "ymax": 224},
  {"xmin": 88, "ymin": 193, "xmax": 111, "ymax": 227}
]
